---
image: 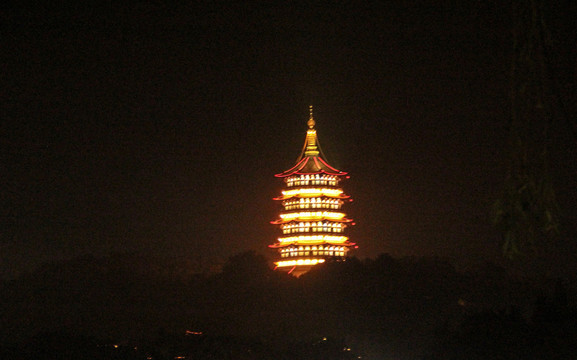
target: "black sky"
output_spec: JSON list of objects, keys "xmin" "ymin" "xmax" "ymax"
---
[{"xmin": 1, "ymin": 1, "xmax": 576, "ymax": 279}]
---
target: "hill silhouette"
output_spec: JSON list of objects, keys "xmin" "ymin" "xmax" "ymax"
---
[{"xmin": 1, "ymin": 251, "xmax": 575, "ymax": 359}]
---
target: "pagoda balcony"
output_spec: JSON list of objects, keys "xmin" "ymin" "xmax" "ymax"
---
[
  {"xmin": 277, "ymin": 234, "xmax": 349, "ymax": 244},
  {"xmin": 273, "ymin": 187, "xmax": 349, "ymax": 200},
  {"xmin": 286, "ymin": 180, "xmax": 340, "ymax": 187},
  {"xmin": 282, "ymin": 228, "xmax": 346, "ymax": 235}
]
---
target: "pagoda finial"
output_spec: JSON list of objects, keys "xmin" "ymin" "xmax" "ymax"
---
[{"xmin": 307, "ymin": 105, "xmax": 315, "ymax": 128}]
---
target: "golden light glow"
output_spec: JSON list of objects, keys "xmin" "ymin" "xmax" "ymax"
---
[
  {"xmin": 304, "ymin": 129, "xmax": 319, "ymax": 156},
  {"xmin": 283, "ymin": 197, "xmax": 342, "ymax": 210},
  {"xmin": 280, "ymin": 211, "xmax": 345, "ymax": 221},
  {"xmin": 286, "ymin": 174, "xmax": 339, "ymax": 187},
  {"xmin": 278, "ymin": 235, "xmax": 348, "ymax": 243},
  {"xmin": 282, "ymin": 221, "xmax": 344, "ymax": 233},
  {"xmin": 281, "ymin": 188, "xmax": 343, "ymax": 197},
  {"xmin": 276, "ymin": 258, "xmax": 326, "ymax": 267}
]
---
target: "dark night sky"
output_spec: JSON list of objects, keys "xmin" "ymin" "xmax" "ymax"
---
[{"xmin": 1, "ymin": 1, "xmax": 576, "ymax": 279}]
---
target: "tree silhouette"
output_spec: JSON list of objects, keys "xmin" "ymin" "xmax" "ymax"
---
[{"xmin": 493, "ymin": 0, "xmax": 576, "ymax": 258}]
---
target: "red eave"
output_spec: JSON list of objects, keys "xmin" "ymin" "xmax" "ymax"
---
[
  {"xmin": 269, "ymin": 241, "xmax": 356, "ymax": 248},
  {"xmin": 275, "ymin": 156, "xmax": 347, "ymax": 177},
  {"xmin": 317, "ymin": 157, "xmax": 345, "ymax": 173},
  {"xmin": 270, "ymin": 217, "xmax": 353, "ymax": 225},
  {"xmin": 273, "ymin": 193, "xmax": 351, "ymax": 201}
]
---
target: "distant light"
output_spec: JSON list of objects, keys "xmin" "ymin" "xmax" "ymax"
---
[{"xmin": 185, "ymin": 330, "xmax": 203, "ymax": 335}]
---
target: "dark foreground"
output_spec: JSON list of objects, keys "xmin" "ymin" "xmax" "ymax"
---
[{"xmin": 1, "ymin": 252, "xmax": 576, "ymax": 359}]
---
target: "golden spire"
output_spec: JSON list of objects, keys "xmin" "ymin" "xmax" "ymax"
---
[
  {"xmin": 307, "ymin": 105, "xmax": 315, "ymax": 128},
  {"xmin": 304, "ymin": 105, "xmax": 319, "ymax": 156}
]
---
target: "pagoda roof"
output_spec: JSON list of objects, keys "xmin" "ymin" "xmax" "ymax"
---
[
  {"xmin": 268, "ymin": 241, "xmax": 356, "ymax": 248},
  {"xmin": 273, "ymin": 191, "xmax": 350, "ymax": 201},
  {"xmin": 270, "ymin": 217, "xmax": 353, "ymax": 225},
  {"xmin": 275, "ymin": 107, "xmax": 347, "ymax": 178},
  {"xmin": 275, "ymin": 156, "xmax": 347, "ymax": 177}
]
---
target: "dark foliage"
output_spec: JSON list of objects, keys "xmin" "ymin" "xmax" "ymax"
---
[
  {"xmin": 427, "ymin": 292, "xmax": 577, "ymax": 360},
  {"xmin": 0, "ymin": 252, "xmax": 575, "ymax": 359}
]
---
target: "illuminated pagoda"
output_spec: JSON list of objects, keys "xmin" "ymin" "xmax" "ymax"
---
[{"xmin": 270, "ymin": 106, "xmax": 355, "ymax": 276}]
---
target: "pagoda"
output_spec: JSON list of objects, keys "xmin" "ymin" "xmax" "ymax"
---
[{"xmin": 269, "ymin": 106, "xmax": 355, "ymax": 276}]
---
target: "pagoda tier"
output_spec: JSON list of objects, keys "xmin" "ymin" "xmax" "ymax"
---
[{"xmin": 269, "ymin": 106, "xmax": 355, "ymax": 276}]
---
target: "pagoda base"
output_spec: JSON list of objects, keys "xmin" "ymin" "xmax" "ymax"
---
[{"xmin": 278, "ymin": 264, "xmax": 315, "ymax": 277}]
